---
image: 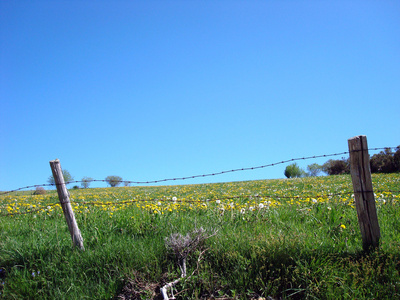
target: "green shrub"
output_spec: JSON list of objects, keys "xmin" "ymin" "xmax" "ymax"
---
[
  {"xmin": 322, "ymin": 159, "xmax": 350, "ymax": 175},
  {"xmin": 48, "ymin": 169, "xmax": 74, "ymax": 185},
  {"xmin": 33, "ymin": 186, "xmax": 46, "ymax": 195},
  {"xmin": 306, "ymin": 163, "xmax": 323, "ymax": 177},
  {"xmin": 105, "ymin": 175, "xmax": 123, "ymax": 187},
  {"xmin": 284, "ymin": 163, "xmax": 305, "ymax": 178},
  {"xmin": 81, "ymin": 177, "xmax": 94, "ymax": 189},
  {"xmin": 394, "ymin": 146, "xmax": 400, "ymax": 171},
  {"xmin": 370, "ymin": 147, "xmax": 400, "ymax": 173}
]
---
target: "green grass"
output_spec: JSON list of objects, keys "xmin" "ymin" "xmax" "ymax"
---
[{"xmin": 1, "ymin": 174, "xmax": 400, "ymax": 299}]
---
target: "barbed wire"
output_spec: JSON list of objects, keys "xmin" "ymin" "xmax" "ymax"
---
[
  {"xmin": 1, "ymin": 147, "xmax": 396, "ymax": 196},
  {"xmin": 90, "ymin": 147, "xmax": 392, "ymax": 186},
  {"xmin": 1, "ymin": 189, "xmax": 399, "ymax": 217}
]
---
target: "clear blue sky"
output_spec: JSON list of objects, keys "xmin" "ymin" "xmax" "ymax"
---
[{"xmin": 1, "ymin": 1, "xmax": 399, "ymax": 191}]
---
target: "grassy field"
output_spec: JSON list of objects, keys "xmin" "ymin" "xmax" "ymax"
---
[{"xmin": 1, "ymin": 174, "xmax": 399, "ymax": 299}]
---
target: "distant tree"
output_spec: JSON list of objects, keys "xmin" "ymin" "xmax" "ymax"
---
[
  {"xmin": 123, "ymin": 181, "xmax": 131, "ymax": 187},
  {"xmin": 322, "ymin": 159, "xmax": 350, "ymax": 175},
  {"xmin": 306, "ymin": 163, "xmax": 323, "ymax": 177},
  {"xmin": 105, "ymin": 175, "xmax": 123, "ymax": 187},
  {"xmin": 33, "ymin": 186, "xmax": 46, "ymax": 195},
  {"xmin": 370, "ymin": 147, "xmax": 398, "ymax": 173},
  {"xmin": 81, "ymin": 176, "xmax": 94, "ymax": 189},
  {"xmin": 394, "ymin": 146, "xmax": 400, "ymax": 171},
  {"xmin": 284, "ymin": 163, "xmax": 305, "ymax": 178},
  {"xmin": 48, "ymin": 169, "xmax": 74, "ymax": 185}
]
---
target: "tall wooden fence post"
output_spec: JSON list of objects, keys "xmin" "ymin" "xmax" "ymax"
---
[
  {"xmin": 50, "ymin": 159, "xmax": 85, "ymax": 250},
  {"xmin": 348, "ymin": 135, "xmax": 380, "ymax": 251}
]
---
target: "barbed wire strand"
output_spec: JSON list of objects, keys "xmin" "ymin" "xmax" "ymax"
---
[
  {"xmin": 1, "ymin": 189, "xmax": 399, "ymax": 217},
  {"xmin": 1, "ymin": 147, "xmax": 397, "ymax": 196}
]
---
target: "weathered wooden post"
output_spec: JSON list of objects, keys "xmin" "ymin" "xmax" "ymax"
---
[
  {"xmin": 348, "ymin": 135, "xmax": 380, "ymax": 251},
  {"xmin": 50, "ymin": 159, "xmax": 84, "ymax": 250}
]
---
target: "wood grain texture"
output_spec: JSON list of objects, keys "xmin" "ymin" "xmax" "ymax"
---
[
  {"xmin": 348, "ymin": 135, "xmax": 380, "ymax": 251},
  {"xmin": 50, "ymin": 159, "xmax": 85, "ymax": 250}
]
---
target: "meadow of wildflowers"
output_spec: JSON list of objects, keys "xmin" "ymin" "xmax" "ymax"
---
[
  {"xmin": 0, "ymin": 173, "xmax": 399, "ymax": 299},
  {"xmin": 2, "ymin": 173, "xmax": 398, "ymax": 218}
]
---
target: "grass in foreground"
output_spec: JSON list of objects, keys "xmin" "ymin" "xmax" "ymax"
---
[{"xmin": 0, "ymin": 174, "xmax": 399, "ymax": 299}]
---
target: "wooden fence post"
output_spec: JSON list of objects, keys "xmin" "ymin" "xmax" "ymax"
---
[
  {"xmin": 348, "ymin": 135, "xmax": 380, "ymax": 251},
  {"xmin": 50, "ymin": 159, "xmax": 85, "ymax": 250}
]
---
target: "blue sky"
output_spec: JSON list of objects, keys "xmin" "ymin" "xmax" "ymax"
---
[{"xmin": 1, "ymin": 1, "xmax": 399, "ymax": 191}]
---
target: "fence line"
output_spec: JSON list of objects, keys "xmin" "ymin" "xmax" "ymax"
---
[
  {"xmin": 3, "ymin": 139, "xmax": 397, "ymax": 254},
  {"xmin": 0, "ymin": 146, "xmax": 396, "ymax": 196},
  {"xmin": 1, "ymin": 189, "xmax": 399, "ymax": 217}
]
